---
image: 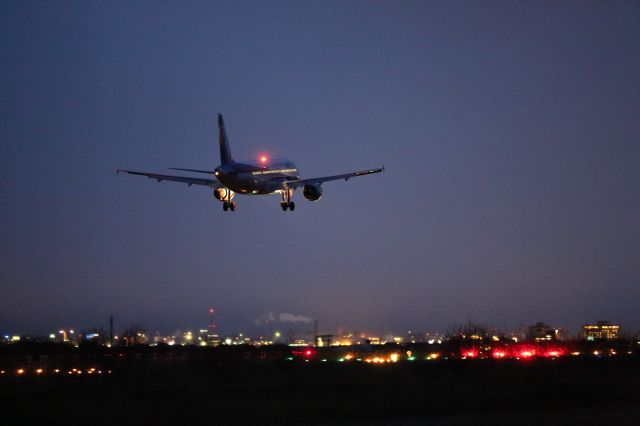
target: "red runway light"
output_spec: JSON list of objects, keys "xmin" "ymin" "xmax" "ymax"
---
[
  {"xmin": 544, "ymin": 348, "xmax": 565, "ymax": 358},
  {"xmin": 461, "ymin": 348, "xmax": 479, "ymax": 359},
  {"xmin": 518, "ymin": 347, "xmax": 536, "ymax": 359},
  {"xmin": 492, "ymin": 350, "xmax": 507, "ymax": 359}
]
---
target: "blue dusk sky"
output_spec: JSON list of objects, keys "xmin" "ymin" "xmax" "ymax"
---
[{"xmin": 1, "ymin": 1, "xmax": 639, "ymax": 336}]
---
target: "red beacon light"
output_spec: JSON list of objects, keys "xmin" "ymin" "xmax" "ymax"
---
[
  {"xmin": 259, "ymin": 155, "xmax": 268, "ymax": 164},
  {"xmin": 292, "ymin": 348, "xmax": 315, "ymax": 359}
]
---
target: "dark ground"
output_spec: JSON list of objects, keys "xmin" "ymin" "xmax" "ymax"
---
[{"xmin": 2, "ymin": 357, "xmax": 640, "ymax": 425}]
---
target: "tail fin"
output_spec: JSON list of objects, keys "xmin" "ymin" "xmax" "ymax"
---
[{"xmin": 217, "ymin": 113, "xmax": 234, "ymax": 165}]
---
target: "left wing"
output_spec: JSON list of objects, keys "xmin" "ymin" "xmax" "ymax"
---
[
  {"xmin": 283, "ymin": 166, "xmax": 384, "ymax": 189},
  {"xmin": 117, "ymin": 169, "xmax": 223, "ymax": 188}
]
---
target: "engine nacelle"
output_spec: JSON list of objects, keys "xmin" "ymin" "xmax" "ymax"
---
[
  {"xmin": 303, "ymin": 184, "xmax": 323, "ymax": 201},
  {"xmin": 214, "ymin": 187, "xmax": 235, "ymax": 201}
]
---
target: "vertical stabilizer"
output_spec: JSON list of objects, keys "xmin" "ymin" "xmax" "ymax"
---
[{"xmin": 217, "ymin": 113, "xmax": 234, "ymax": 165}]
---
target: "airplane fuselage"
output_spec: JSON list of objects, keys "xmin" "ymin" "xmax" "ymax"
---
[{"xmin": 214, "ymin": 159, "xmax": 300, "ymax": 195}]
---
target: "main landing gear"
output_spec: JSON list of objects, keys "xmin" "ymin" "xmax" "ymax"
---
[
  {"xmin": 280, "ymin": 188, "xmax": 295, "ymax": 211},
  {"xmin": 222, "ymin": 201, "xmax": 236, "ymax": 211},
  {"xmin": 280, "ymin": 201, "xmax": 295, "ymax": 211}
]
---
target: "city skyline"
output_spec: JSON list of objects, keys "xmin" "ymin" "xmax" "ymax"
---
[{"xmin": 3, "ymin": 312, "xmax": 636, "ymax": 340}]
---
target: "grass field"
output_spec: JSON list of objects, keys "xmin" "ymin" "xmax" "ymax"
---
[{"xmin": 2, "ymin": 357, "xmax": 640, "ymax": 425}]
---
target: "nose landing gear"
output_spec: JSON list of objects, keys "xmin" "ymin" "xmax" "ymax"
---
[{"xmin": 223, "ymin": 201, "xmax": 236, "ymax": 211}]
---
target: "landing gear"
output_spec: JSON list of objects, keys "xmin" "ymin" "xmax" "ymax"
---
[
  {"xmin": 223, "ymin": 202, "xmax": 229, "ymax": 211},
  {"xmin": 222, "ymin": 201, "xmax": 236, "ymax": 212},
  {"xmin": 280, "ymin": 189, "xmax": 295, "ymax": 212}
]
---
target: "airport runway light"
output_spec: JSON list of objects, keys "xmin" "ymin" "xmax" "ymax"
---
[
  {"xmin": 492, "ymin": 350, "xmax": 507, "ymax": 359},
  {"xmin": 461, "ymin": 349, "xmax": 478, "ymax": 359},
  {"xmin": 16, "ymin": 368, "xmax": 25, "ymax": 375},
  {"xmin": 35, "ymin": 368, "xmax": 43, "ymax": 374},
  {"xmin": 518, "ymin": 349, "xmax": 535, "ymax": 359}
]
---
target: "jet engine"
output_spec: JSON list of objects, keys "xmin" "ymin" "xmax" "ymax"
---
[
  {"xmin": 214, "ymin": 187, "xmax": 235, "ymax": 201},
  {"xmin": 303, "ymin": 184, "xmax": 323, "ymax": 201}
]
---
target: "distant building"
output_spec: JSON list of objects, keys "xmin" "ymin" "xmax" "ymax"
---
[
  {"xmin": 315, "ymin": 335, "xmax": 333, "ymax": 347},
  {"xmin": 527, "ymin": 322, "xmax": 558, "ymax": 341},
  {"xmin": 583, "ymin": 321, "xmax": 620, "ymax": 340}
]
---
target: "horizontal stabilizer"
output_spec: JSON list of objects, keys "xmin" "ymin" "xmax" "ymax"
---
[{"xmin": 169, "ymin": 167, "xmax": 214, "ymax": 174}]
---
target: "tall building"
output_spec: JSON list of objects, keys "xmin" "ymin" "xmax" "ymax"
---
[
  {"xmin": 583, "ymin": 321, "xmax": 620, "ymax": 340},
  {"xmin": 527, "ymin": 322, "xmax": 558, "ymax": 341}
]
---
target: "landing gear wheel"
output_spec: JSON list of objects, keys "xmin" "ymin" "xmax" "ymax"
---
[
  {"xmin": 288, "ymin": 202, "xmax": 295, "ymax": 211},
  {"xmin": 223, "ymin": 202, "xmax": 229, "ymax": 211},
  {"xmin": 281, "ymin": 202, "xmax": 288, "ymax": 211},
  {"xmin": 230, "ymin": 202, "xmax": 236, "ymax": 211}
]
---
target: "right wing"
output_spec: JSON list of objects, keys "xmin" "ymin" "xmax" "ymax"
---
[
  {"xmin": 117, "ymin": 169, "xmax": 223, "ymax": 188},
  {"xmin": 283, "ymin": 166, "xmax": 384, "ymax": 189}
]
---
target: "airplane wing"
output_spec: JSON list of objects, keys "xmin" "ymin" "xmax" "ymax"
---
[
  {"xmin": 117, "ymin": 169, "xmax": 223, "ymax": 188},
  {"xmin": 283, "ymin": 166, "xmax": 384, "ymax": 189}
]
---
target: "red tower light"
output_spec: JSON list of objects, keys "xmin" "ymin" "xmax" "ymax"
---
[{"xmin": 207, "ymin": 307, "xmax": 216, "ymax": 332}]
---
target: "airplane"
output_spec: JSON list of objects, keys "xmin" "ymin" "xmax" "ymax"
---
[{"xmin": 118, "ymin": 114, "xmax": 383, "ymax": 211}]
